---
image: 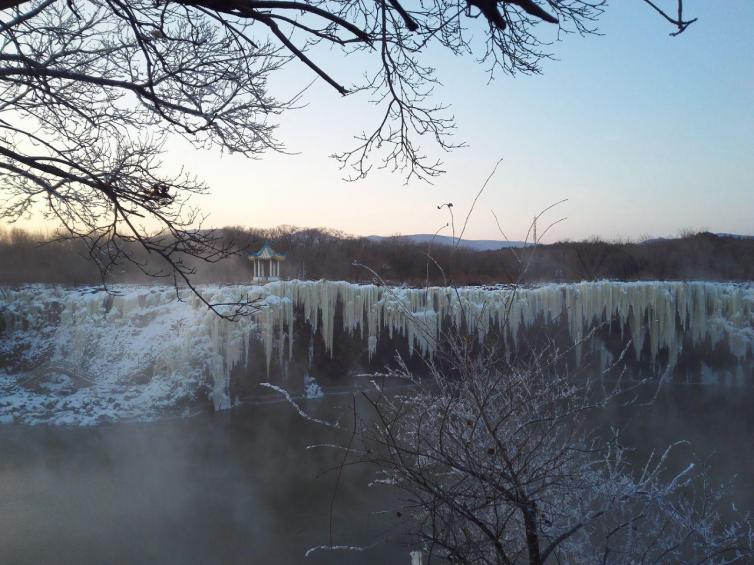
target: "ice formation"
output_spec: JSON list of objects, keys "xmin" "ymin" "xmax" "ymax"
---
[
  {"xmin": 0, "ymin": 285, "xmax": 266, "ymax": 423},
  {"xmin": 263, "ymin": 280, "xmax": 754, "ymax": 366},
  {"xmin": 1, "ymin": 280, "xmax": 752, "ymax": 424}
]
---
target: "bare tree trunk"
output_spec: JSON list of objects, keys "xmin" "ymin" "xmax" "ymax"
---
[{"xmin": 522, "ymin": 501, "xmax": 543, "ymax": 565}]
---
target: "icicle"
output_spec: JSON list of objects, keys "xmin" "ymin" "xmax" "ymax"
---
[{"xmin": 2, "ymin": 281, "xmax": 752, "ymax": 416}]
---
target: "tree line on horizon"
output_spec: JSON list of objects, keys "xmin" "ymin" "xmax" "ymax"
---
[{"xmin": 0, "ymin": 226, "xmax": 751, "ymax": 286}]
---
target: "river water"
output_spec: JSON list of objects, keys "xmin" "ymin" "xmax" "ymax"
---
[{"xmin": 1, "ymin": 383, "xmax": 753, "ymax": 564}]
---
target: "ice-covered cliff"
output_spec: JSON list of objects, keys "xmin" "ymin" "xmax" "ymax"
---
[
  {"xmin": 1, "ymin": 280, "xmax": 752, "ymax": 424},
  {"xmin": 265, "ymin": 280, "xmax": 754, "ymax": 363}
]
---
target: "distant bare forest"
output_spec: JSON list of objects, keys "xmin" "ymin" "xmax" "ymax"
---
[{"xmin": 1, "ymin": 226, "xmax": 752, "ymax": 286}]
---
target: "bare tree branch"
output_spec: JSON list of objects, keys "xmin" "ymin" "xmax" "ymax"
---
[{"xmin": 0, "ymin": 0, "xmax": 699, "ymax": 308}]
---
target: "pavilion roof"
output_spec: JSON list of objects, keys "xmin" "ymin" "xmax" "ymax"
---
[{"xmin": 248, "ymin": 241, "xmax": 286, "ymax": 260}]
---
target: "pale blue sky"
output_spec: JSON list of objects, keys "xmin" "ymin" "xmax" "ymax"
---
[{"xmin": 131, "ymin": 2, "xmax": 754, "ymax": 241}]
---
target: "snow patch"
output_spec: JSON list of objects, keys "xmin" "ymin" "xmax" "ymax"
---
[{"xmin": 304, "ymin": 373, "xmax": 324, "ymax": 399}]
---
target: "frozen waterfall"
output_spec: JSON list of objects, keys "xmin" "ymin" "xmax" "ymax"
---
[
  {"xmin": 263, "ymin": 280, "xmax": 754, "ymax": 365},
  {"xmin": 1, "ymin": 280, "xmax": 752, "ymax": 424}
]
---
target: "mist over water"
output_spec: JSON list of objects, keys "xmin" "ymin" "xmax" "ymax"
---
[
  {"xmin": 0, "ymin": 397, "xmax": 405, "ymax": 565},
  {"xmin": 0, "ymin": 382, "xmax": 752, "ymax": 565}
]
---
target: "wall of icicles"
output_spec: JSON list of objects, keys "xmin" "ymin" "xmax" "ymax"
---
[{"xmin": 1, "ymin": 280, "xmax": 752, "ymax": 411}]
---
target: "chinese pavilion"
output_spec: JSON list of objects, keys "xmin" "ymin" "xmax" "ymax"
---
[{"xmin": 248, "ymin": 242, "xmax": 285, "ymax": 281}]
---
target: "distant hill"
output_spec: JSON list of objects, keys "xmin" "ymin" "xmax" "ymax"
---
[
  {"xmin": 641, "ymin": 232, "xmax": 754, "ymax": 245},
  {"xmin": 367, "ymin": 234, "xmax": 528, "ymax": 251},
  {"xmin": 715, "ymin": 233, "xmax": 754, "ymax": 240}
]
